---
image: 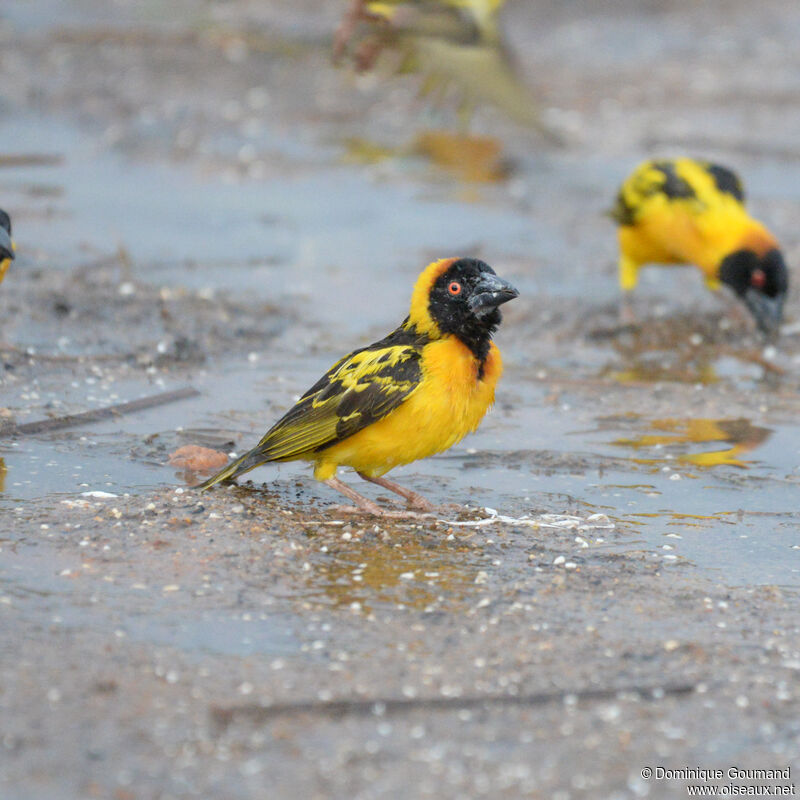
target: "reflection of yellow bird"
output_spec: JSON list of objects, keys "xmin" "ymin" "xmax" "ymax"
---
[
  {"xmin": 615, "ymin": 417, "xmax": 771, "ymax": 468},
  {"xmin": 0, "ymin": 210, "xmax": 15, "ymax": 284},
  {"xmin": 199, "ymin": 257, "xmax": 518, "ymax": 516},
  {"xmin": 334, "ymin": 0, "xmax": 551, "ymax": 135},
  {"xmin": 612, "ymin": 158, "xmax": 788, "ymax": 334},
  {"xmin": 309, "ymin": 535, "xmax": 472, "ymax": 613}
]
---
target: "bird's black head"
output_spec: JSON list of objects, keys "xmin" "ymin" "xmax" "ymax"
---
[
  {"xmin": 719, "ymin": 248, "xmax": 788, "ymax": 336},
  {"xmin": 427, "ymin": 258, "xmax": 519, "ymax": 361},
  {"xmin": 0, "ymin": 209, "xmax": 13, "ymax": 261}
]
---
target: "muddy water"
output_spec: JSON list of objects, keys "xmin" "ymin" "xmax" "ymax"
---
[
  {"xmin": 3, "ymin": 43, "xmax": 800, "ymax": 594},
  {"xmin": 4, "ymin": 342, "xmax": 800, "ymax": 589},
  {"xmin": 6, "ymin": 5, "xmax": 800, "ymax": 797}
]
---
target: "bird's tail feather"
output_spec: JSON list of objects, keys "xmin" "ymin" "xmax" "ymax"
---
[{"xmin": 196, "ymin": 448, "xmax": 265, "ymax": 491}]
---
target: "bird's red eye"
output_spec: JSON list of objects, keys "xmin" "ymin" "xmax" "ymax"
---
[
  {"xmin": 751, "ymin": 269, "xmax": 766, "ymax": 289},
  {"xmin": 448, "ymin": 281, "xmax": 462, "ymax": 296}
]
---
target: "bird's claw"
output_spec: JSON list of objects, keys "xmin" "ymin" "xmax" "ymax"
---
[{"xmin": 405, "ymin": 494, "xmax": 436, "ymax": 512}]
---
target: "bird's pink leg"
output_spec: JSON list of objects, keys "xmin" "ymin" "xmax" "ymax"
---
[
  {"xmin": 357, "ymin": 472, "xmax": 435, "ymax": 512},
  {"xmin": 324, "ymin": 476, "xmax": 433, "ymax": 518}
]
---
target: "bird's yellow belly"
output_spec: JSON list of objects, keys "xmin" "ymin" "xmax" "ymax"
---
[
  {"xmin": 620, "ymin": 204, "xmax": 767, "ymax": 285},
  {"xmin": 313, "ymin": 339, "xmax": 502, "ymax": 480},
  {"xmin": 619, "ymin": 222, "xmax": 690, "ymax": 268},
  {"xmin": 0, "ymin": 257, "xmax": 10, "ymax": 284}
]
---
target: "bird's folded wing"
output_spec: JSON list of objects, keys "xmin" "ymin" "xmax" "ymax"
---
[
  {"xmin": 253, "ymin": 343, "xmax": 424, "ymax": 461},
  {"xmin": 699, "ymin": 162, "xmax": 745, "ymax": 205}
]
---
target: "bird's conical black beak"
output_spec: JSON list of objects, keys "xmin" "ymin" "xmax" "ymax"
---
[
  {"xmin": 0, "ymin": 228, "xmax": 13, "ymax": 261},
  {"xmin": 744, "ymin": 288, "xmax": 784, "ymax": 337},
  {"xmin": 468, "ymin": 274, "xmax": 519, "ymax": 318}
]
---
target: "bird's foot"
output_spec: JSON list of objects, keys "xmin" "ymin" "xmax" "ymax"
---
[
  {"xmin": 325, "ymin": 476, "xmax": 434, "ymax": 519},
  {"xmin": 619, "ymin": 297, "xmax": 637, "ymax": 327},
  {"xmin": 404, "ymin": 492, "xmax": 436, "ymax": 512},
  {"xmin": 356, "ymin": 472, "xmax": 436, "ymax": 512}
]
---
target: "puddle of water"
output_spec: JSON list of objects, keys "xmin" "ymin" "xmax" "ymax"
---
[
  {"xmin": 424, "ymin": 408, "xmax": 800, "ymax": 587},
  {"xmin": 2, "ymin": 96, "xmax": 800, "ymax": 593},
  {"xmin": 2, "ymin": 0, "xmax": 205, "ymax": 33},
  {"xmin": 0, "ymin": 360, "xmax": 270, "ymax": 503},
  {"xmin": 605, "ymin": 357, "xmax": 723, "ymax": 386},
  {"xmin": 0, "ymin": 113, "xmax": 544, "ymax": 338},
  {"xmin": 301, "ymin": 536, "xmax": 484, "ymax": 615},
  {"xmin": 343, "ymin": 131, "xmax": 511, "ymax": 184},
  {"xmin": 592, "ymin": 324, "xmax": 776, "ymax": 387},
  {"xmin": 4, "ymin": 339, "xmax": 800, "ymax": 588},
  {"xmin": 0, "ymin": 438, "xmax": 159, "ymax": 502},
  {"xmin": 0, "ymin": 543, "xmax": 300, "ymax": 657},
  {"xmin": 116, "ymin": 608, "xmax": 299, "ymax": 658},
  {"xmin": 609, "ymin": 417, "xmax": 772, "ymax": 468}
]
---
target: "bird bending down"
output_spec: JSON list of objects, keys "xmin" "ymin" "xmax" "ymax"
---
[
  {"xmin": 0, "ymin": 210, "xmax": 15, "ymax": 285},
  {"xmin": 611, "ymin": 158, "xmax": 788, "ymax": 335},
  {"xmin": 198, "ymin": 257, "xmax": 519, "ymax": 516}
]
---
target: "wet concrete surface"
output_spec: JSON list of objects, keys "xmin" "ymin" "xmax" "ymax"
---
[{"xmin": 2, "ymin": 0, "xmax": 800, "ymax": 797}]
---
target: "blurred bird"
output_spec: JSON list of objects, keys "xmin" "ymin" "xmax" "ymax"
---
[
  {"xmin": 0, "ymin": 209, "xmax": 15, "ymax": 285},
  {"xmin": 334, "ymin": 0, "xmax": 553, "ymax": 137},
  {"xmin": 611, "ymin": 158, "xmax": 788, "ymax": 335},
  {"xmin": 199, "ymin": 257, "xmax": 519, "ymax": 516}
]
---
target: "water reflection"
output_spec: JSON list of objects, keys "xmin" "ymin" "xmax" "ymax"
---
[
  {"xmin": 304, "ymin": 534, "xmax": 481, "ymax": 614},
  {"xmin": 613, "ymin": 417, "xmax": 772, "ymax": 468},
  {"xmin": 342, "ymin": 131, "xmax": 510, "ymax": 183},
  {"xmin": 608, "ymin": 357, "xmax": 719, "ymax": 385},
  {"xmin": 597, "ymin": 317, "xmax": 775, "ymax": 386}
]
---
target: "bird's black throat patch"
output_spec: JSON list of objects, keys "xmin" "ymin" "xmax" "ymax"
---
[{"xmin": 428, "ymin": 258, "xmax": 501, "ymax": 375}]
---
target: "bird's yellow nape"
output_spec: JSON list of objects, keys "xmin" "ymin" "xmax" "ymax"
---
[{"xmin": 408, "ymin": 257, "xmax": 459, "ymax": 335}]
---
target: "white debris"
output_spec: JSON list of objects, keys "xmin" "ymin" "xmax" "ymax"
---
[
  {"xmin": 80, "ymin": 491, "xmax": 118, "ymax": 498},
  {"xmin": 441, "ymin": 508, "xmax": 616, "ymax": 530}
]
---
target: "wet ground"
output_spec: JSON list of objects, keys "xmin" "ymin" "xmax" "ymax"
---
[{"xmin": 2, "ymin": 1, "xmax": 800, "ymax": 798}]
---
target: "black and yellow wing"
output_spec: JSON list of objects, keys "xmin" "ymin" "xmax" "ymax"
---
[
  {"xmin": 611, "ymin": 159, "xmax": 746, "ymax": 227},
  {"xmin": 698, "ymin": 161, "xmax": 745, "ymax": 204},
  {"xmin": 198, "ymin": 325, "xmax": 429, "ymax": 488}
]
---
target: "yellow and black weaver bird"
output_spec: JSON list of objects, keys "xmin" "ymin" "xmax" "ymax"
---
[
  {"xmin": 333, "ymin": 0, "xmax": 550, "ymax": 135},
  {"xmin": 611, "ymin": 158, "xmax": 788, "ymax": 335},
  {"xmin": 199, "ymin": 257, "xmax": 518, "ymax": 516},
  {"xmin": 0, "ymin": 209, "xmax": 15, "ymax": 284}
]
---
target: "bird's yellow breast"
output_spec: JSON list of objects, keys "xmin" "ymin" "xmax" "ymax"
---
[
  {"xmin": 0, "ymin": 257, "xmax": 10, "ymax": 284},
  {"xmin": 313, "ymin": 337, "xmax": 502, "ymax": 480}
]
